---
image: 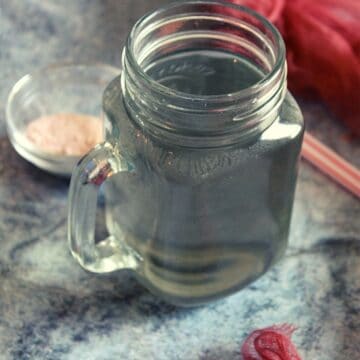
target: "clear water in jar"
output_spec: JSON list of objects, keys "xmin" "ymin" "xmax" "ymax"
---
[{"xmin": 105, "ymin": 49, "xmax": 303, "ymax": 306}]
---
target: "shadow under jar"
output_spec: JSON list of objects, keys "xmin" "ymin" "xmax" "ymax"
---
[{"xmin": 68, "ymin": 0, "xmax": 304, "ymax": 306}]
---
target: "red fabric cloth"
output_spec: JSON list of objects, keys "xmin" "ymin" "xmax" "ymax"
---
[
  {"xmin": 225, "ymin": 0, "xmax": 360, "ymax": 136},
  {"xmin": 241, "ymin": 324, "xmax": 302, "ymax": 360}
]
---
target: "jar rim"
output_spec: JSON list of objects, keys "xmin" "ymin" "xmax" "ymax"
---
[{"xmin": 125, "ymin": 0, "xmax": 286, "ymax": 102}]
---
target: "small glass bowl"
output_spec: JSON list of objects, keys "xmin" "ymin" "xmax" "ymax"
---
[{"xmin": 6, "ymin": 63, "xmax": 121, "ymax": 177}]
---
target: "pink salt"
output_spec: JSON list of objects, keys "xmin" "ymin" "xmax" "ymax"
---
[{"xmin": 26, "ymin": 113, "xmax": 103, "ymax": 156}]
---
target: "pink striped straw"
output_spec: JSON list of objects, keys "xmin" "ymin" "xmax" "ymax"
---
[{"xmin": 301, "ymin": 131, "xmax": 360, "ymax": 199}]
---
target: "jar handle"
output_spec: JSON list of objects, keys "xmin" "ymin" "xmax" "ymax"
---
[{"xmin": 68, "ymin": 141, "xmax": 139, "ymax": 273}]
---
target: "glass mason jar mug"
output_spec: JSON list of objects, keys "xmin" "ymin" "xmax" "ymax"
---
[{"xmin": 68, "ymin": 1, "xmax": 304, "ymax": 306}]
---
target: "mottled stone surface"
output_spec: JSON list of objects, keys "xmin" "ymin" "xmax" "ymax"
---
[{"xmin": 0, "ymin": 1, "xmax": 359, "ymax": 359}]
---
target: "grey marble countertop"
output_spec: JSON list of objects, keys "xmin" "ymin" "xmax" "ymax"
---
[{"xmin": 0, "ymin": 1, "xmax": 359, "ymax": 359}]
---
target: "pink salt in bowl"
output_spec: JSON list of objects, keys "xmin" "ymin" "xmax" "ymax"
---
[{"xmin": 6, "ymin": 63, "xmax": 120, "ymax": 177}]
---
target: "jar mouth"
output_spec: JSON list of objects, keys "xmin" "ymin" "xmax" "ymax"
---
[
  {"xmin": 121, "ymin": 0, "xmax": 287, "ymax": 147},
  {"xmin": 126, "ymin": 0, "xmax": 286, "ymax": 102}
]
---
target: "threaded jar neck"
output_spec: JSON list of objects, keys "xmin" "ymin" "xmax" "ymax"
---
[{"xmin": 121, "ymin": 0, "xmax": 287, "ymax": 147}]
